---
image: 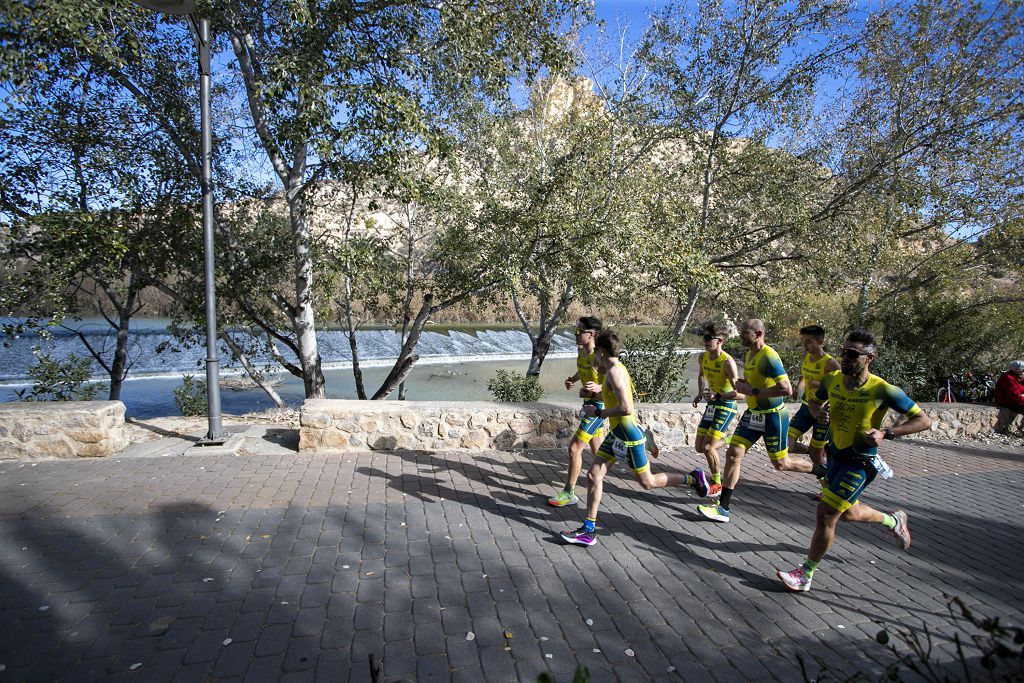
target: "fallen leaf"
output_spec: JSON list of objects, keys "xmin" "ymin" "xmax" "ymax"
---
[
  {"xmin": 129, "ymin": 663, "xmax": 142, "ymax": 671},
  {"xmin": 625, "ymin": 648, "xmax": 635, "ymax": 657},
  {"xmin": 503, "ymin": 631, "xmax": 513, "ymax": 639},
  {"xmin": 222, "ymin": 638, "xmax": 232, "ymax": 646},
  {"xmin": 466, "ymin": 631, "xmax": 475, "ymax": 641}
]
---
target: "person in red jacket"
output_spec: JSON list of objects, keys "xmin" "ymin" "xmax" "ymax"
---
[{"xmin": 994, "ymin": 360, "xmax": 1024, "ymax": 434}]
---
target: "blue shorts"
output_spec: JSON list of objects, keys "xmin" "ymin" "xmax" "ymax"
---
[
  {"xmin": 596, "ymin": 420, "xmax": 649, "ymax": 474},
  {"xmin": 728, "ymin": 406, "xmax": 789, "ymax": 460},
  {"xmin": 788, "ymin": 404, "xmax": 830, "ymax": 449},
  {"xmin": 574, "ymin": 399, "xmax": 605, "ymax": 443},
  {"xmin": 821, "ymin": 446, "xmax": 877, "ymax": 512},
  {"xmin": 696, "ymin": 400, "xmax": 738, "ymax": 441}
]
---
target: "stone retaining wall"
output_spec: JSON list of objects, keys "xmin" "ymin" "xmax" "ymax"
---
[
  {"xmin": 299, "ymin": 399, "xmax": 1007, "ymax": 453},
  {"xmin": 0, "ymin": 401, "xmax": 129, "ymax": 460},
  {"xmin": 901, "ymin": 402, "xmax": 1005, "ymax": 439}
]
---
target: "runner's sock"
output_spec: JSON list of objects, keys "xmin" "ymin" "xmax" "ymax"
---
[
  {"xmin": 583, "ymin": 517, "xmax": 597, "ymax": 533},
  {"xmin": 711, "ymin": 472, "xmax": 721, "ymax": 484},
  {"xmin": 801, "ymin": 558, "xmax": 819, "ymax": 578},
  {"xmin": 881, "ymin": 513, "xmax": 897, "ymax": 529},
  {"xmin": 684, "ymin": 474, "xmax": 696, "ymax": 486},
  {"xmin": 719, "ymin": 487, "xmax": 733, "ymax": 510},
  {"xmin": 565, "ymin": 486, "xmax": 574, "ymax": 496}
]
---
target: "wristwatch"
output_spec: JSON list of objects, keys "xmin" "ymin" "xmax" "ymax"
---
[
  {"xmin": 595, "ymin": 408, "xmax": 603, "ymax": 419},
  {"xmin": 883, "ymin": 428, "xmax": 896, "ymax": 440},
  {"xmin": 751, "ymin": 388, "xmax": 760, "ymax": 396}
]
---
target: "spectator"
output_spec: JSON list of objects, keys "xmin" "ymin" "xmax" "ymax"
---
[{"xmin": 994, "ymin": 360, "xmax": 1024, "ymax": 434}]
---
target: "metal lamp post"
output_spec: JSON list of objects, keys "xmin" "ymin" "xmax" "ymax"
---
[{"xmin": 131, "ymin": 0, "xmax": 223, "ymax": 443}]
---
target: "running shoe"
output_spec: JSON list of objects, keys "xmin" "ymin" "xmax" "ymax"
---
[
  {"xmin": 644, "ymin": 428, "xmax": 659, "ymax": 458},
  {"xmin": 707, "ymin": 483, "xmax": 723, "ymax": 499},
  {"xmin": 691, "ymin": 468, "xmax": 711, "ymax": 498},
  {"xmin": 560, "ymin": 527, "xmax": 596, "ymax": 546},
  {"xmin": 889, "ymin": 510, "xmax": 911, "ymax": 550},
  {"xmin": 697, "ymin": 503, "xmax": 729, "ymax": 523},
  {"xmin": 547, "ymin": 490, "xmax": 579, "ymax": 507},
  {"xmin": 777, "ymin": 566, "xmax": 812, "ymax": 592}
]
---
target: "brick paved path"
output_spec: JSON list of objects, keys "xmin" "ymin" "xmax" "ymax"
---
[{"xmin": 1, "ymin": 428, "xmax": 1022, "ymax": 682}]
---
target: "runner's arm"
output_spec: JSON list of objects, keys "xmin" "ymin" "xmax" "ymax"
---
[
  {"xmin": 808, "ymin": 379, "xmax": 829, "ymax": 420},
  {"xmin": 760, "ymin": 376, "xmax": 792, "ymax": 398},
  {"xmin": 693, "ymin": 356, "xmax": 706, "ymax": 407},
  {"xmin": 565, "ymin": 371, "xmax": 580, "ymax": 390},
  {"xmin": 793, "ymin": 376, "xmax": 805, "ymax": 400},
  {"xmin": 719, "ymin": 357, "xmax": 743, "ymax": 401},
  {"xmin": 865, "ymin": 386, "xmax": 931, "ymax": 445}
]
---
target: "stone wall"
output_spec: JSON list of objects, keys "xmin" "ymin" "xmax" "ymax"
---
[
  {"xmin": 299, "ymin": 399, "xmax": 740, "ymax": 454},
  {"xmin": 0, "ymin": 401, "xmax": 129, "ymax": 460},
  {"xmin": 299, "ymin": 399, "xmax": 1008, "ymax": 453},
  {"xmin": 896, "ymin": 402, "xmax": 1005, "ymax": 440}
]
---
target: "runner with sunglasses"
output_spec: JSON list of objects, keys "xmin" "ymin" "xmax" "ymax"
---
[
  {"xmin": 549, "ymin": 316, "xmax": 607, "ymax": 507},
  {"xmin": 692, "ymin": 321, "xmax": 742, "ymax": 498},
  {"xmin": 697, "ymin": 319, "xmax": 819, "ymax": 523},
  {"xmin": 777, "ymin": 330, "xmax": 931, "ymax": 592}
]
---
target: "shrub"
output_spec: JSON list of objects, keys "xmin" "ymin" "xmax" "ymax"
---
[
  {"xmin": 15, "ymin": 351, "xmax": 102, "ymax": 402},
  {"xmin": 620, "ymin": 330, "xmax": 691, "ymax": 403},
  {"xmin": 174, "ymin": 374, "xmax": 208, "ymax": 416},
  {"xmin": 488, "ymin": 369, "xmax": 543, "ymax": 402}
]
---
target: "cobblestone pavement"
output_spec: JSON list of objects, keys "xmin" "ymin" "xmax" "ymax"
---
[{"xmin": 1, "ymin": 426, "xmax": 1022, "ymax": 682}]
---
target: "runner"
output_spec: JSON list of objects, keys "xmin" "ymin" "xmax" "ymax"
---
[
  {"xmin": 787, "ymin": 325, "xmax": 841, "ymax": 495},
  {"xmin": 697, "ymin": 319, "xmax": 817, "ymax": 523},
  {"xmin": 561, "ymin": 329, "xmax": 710, "ymax": 546},
  {"xmin": 777, "ymin": 329, "xmax": 931, "ymax": 592},
  {"xmin": 549, "ymin": 316, "xmax": 606, "ymax": 507},
  {"xmin": 692, "ymin": 321, "xmax": 742, "ymax": 498}
]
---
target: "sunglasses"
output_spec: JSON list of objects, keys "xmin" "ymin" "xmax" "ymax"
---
[
  {"xmin": 840, "ymin": 348, "xmax": 872, "ymax": 360},
  {"xmin": 703, "ymin": 335, "xmax": 723, "ymax": 342},
  {"xmin": 574, "ymin": 329, "xmax": 594, "ymax": 336}
]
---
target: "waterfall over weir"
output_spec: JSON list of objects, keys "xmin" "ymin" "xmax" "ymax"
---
[{"xmin": 0, "ymin": 322, "xmax": 579, "ymax": 383}]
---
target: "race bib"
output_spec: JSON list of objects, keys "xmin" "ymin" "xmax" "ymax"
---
[
  {"xmin": 747, "ymin": 412, "xmax": 766, "ymax": 433},
  {"xmin": 611, "ymin": 438, "xmax": 627, "ymax": 458},
  {"xmin": 702, "ymin": 404, "xmax": 716, "ymax": 420}
]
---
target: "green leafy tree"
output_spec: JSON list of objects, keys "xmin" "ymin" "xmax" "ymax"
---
[
  {"xmin": 819, "ymin": 0, "xmax": 1024, "ymax": 327},
  {"xmin": 465, "ymin": 75, "xmax": 659, "ymax": 376},
  {"xmin": 637, "ymin": 0, "xmax": 853, "ymax": 337},
  {"xmin": 0, "ymin": 26, "xmax": 201, "ymax": 401}
]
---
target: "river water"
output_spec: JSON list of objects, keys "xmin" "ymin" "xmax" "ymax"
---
[{"xmin": 2, "ymin": 320, "xmax": 703, "ymax": 418}]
